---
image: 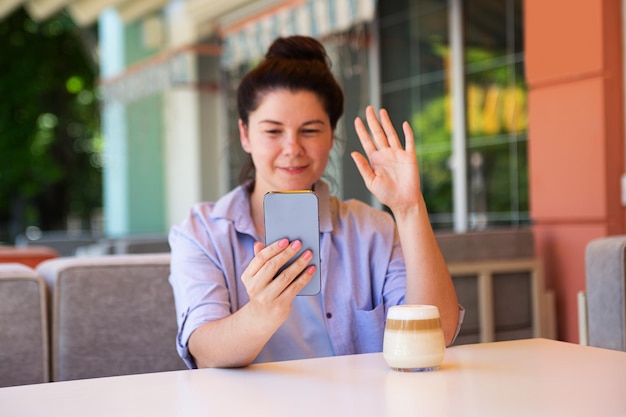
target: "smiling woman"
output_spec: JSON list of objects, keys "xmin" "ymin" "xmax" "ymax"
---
[
  {"xmin": 239, "ymin": 90, "xmax": 334, "ymax": 209},
  {"xmin": 168, "ymin": 35, "xmax": 461, "ymax": 370}
]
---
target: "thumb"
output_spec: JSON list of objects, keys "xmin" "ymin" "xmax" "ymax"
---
[
  {"xmin": 350, "ymin": 151, "xmax": 375, "ymax": 188},
  {"xmin": 254, "ymin": 241, "xmax": 265, "ymax": 256}
]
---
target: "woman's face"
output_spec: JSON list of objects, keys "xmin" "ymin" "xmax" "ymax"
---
[{"xmin": 239, "ymin": 89, "xmax": 334, "ymax": 195}]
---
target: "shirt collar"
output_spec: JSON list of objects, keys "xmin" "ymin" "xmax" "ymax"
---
[
  {"xmin": 313, "ymin": 180, "xmax": 332, "ymax": 233},
  {"xmin": 211, "ymin": 179, "xmax": 333, "ymax": 236},
  {"xmin": 211, "ymin": 180, "xmax": 257, "ymax": 237}
]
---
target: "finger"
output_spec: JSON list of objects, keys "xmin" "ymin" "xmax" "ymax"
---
[
  {"xmin": 259, "ymin": 239, "xmax": 307, "ymax": 285},
  {"xmin": 247, "ymin": 238, "xmax": 289, "ymax": 277},
  {"xmin": 243, "ymin": 239, "xmax": 302, "ymax": 296},
  {"xmin": 354, "ymin": 116, "xmax": 377, "ymax": 157},
  {"xmin": 379, "ymin": 108, "xmax": 403, "ymax": 149},
  {"xmin": 281, "ymin": 264, "xmax": 315, "ymax": 298},
  {"xmin": 365, "ymin": 105, "xmax": 390, "ymax": 149},
  {"xmin": 402, "ymin": 121, "xmax": 415, "ymax": 154},
  {"xmin": 350, "ymin": 151, "xmax": 375, "ymax": 188},
  {"xmin": 273, "ymin": 249, "xmax": 315, "ymax": 296},
  {"xmin": 253, "ymin": 241, "xmax": 266, "ymax": 256}
]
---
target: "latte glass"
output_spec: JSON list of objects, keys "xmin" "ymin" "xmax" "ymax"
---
[{"xmin": 383, "ymin": 304, "xmax": 445, "ymax": 372}]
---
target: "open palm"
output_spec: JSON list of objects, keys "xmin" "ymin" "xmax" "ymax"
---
[{"xmin": 351, "ymin": 106, "xmax": 422, "ymax": 212}]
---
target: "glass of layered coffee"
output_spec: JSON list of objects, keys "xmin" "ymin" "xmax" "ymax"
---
[{"xmin": 383, "ymin": 304, "xmax": 445, "ymax": 372}]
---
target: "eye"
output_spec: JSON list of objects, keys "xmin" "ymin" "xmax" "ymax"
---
[
  {"xmin": 264, "ymin": 129, "xmax": 282, "ymax": 135},
  {"xmin": 302, "ymin": 128, "xmax": 321, "ymax": 135}
]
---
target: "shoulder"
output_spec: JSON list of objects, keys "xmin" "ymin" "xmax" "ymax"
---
[
  {"xmin": 171, "ymin": 184, "xmax": 255, "ymax": 241},
  {"xmin": 169, "ymin": 201, "xmax": 220, "ymax": 248}
]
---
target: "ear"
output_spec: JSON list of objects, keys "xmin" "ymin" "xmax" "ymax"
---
[{"xmin": 239, "ymin": 119, "xmax": 251, "ymax": 153}]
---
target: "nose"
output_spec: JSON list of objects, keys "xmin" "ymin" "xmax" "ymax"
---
[{"xmin": 282, "ymin": 132, "xmax": 304, "ymax": 156}]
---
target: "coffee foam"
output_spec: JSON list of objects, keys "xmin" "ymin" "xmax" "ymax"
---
[{"xmin": 387, "ymin": 304, "xmax": 440, "ymax": 320}]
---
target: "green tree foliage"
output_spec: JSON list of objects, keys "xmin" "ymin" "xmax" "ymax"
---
[{"xmin": 0, "ymin": 8, "xmax": 101, "ymax": 243}]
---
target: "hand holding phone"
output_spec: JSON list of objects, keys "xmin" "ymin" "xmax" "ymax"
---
[{"xmin": 263, "ymin": 191, "xmax": 321, "ymax": 296}]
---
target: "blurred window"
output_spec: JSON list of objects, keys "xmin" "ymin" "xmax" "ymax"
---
[{"xmin": 379, "ymin": 0, "xmax": 527, "ymax": 231}]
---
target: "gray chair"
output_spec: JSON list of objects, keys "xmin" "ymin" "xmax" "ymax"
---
[
  {"xmin": 0, "ymin": 263, "xmax": 49, "ymax": 387},
  {"xmin": 37, "ymin": 254, "xmax": 186, "ymax": 381},
  {"xmin": 74, "ymin": 235, "xmax": 170, "ymax": 256},
  {"xmin": 585, "ymin": 235, "xmax": 626, "ymax": 351},
  {"xmin": 112, "ymin": 235, "xmax": 170, "ymax": 254}
]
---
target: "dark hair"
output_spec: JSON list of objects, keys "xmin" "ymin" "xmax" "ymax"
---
[{"xmin": 237, "ymin": 36, "xmax": 344, "ymax": 183}]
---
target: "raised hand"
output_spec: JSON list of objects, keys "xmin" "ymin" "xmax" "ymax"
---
[
  {"xmin": 351, "ymin": 106, "xmax": 422, "ymax": 214},
  {"xmin": 352, "ymin": 106, "xmax": 459, "ymax": 344}
]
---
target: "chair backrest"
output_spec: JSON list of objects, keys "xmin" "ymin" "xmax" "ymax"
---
[
  {"xmin": 0, "ymin": 263, "xmax": 49, "ymax": 387},
  {"xmin": 37, "ymin": 254, "xmax": 186, "ymax": 381},
  {"xmin": 585, "ymin": 235, "xmax": 626, "ymax": 351},
  {"xmin": 112, "ymin": 235, "xmax": 170, "ymax": 254},
  {"xmin": 74, "ymin": 235, "xmax": 170, "ymax": 256}
]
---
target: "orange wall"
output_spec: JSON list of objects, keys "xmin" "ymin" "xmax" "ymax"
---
[{"xmin": 526, "ymin": 0, "xmax": 625, "ymax": 342}]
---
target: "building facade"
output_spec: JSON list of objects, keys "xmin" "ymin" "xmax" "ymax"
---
[
  {"xmin": 6, "ymin": 0, "xmax": 619, "ymax": 343},
  {"xmin": 101, "ymin": 0, "xmax": 626, "ymax": 344}
]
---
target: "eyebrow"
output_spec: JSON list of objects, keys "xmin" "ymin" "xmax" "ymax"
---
[{"xmin": 258, "ymin": 119, "xmax": 326, "ymax": 126}]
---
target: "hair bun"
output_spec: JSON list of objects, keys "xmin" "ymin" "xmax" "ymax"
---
[{"xmin": 265, "ymin": 36, "xmax": 330, "ymax": 67}]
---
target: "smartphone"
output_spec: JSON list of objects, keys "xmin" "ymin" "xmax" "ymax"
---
[{"xmin": 263, "ymin": 191, "xmax": 321, "ymax": 296}]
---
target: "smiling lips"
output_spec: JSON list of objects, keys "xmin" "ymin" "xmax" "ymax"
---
[{"xmin": 280, "ymin": 165, "xmax": 308, "ymax": 174}]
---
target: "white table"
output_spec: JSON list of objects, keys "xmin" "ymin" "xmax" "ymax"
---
[{"xmin": 1, "ymin": 338, "xmax": 625, "ymax": 417}]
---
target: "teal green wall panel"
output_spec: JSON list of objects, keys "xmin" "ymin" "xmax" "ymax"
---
[
  {"xmin": 126, "ymin": 94, "xmax": 166, "ymax": 234},
  {"xmin": 125, "ymin": 18, "xmax": 160, "ymax": 65}
]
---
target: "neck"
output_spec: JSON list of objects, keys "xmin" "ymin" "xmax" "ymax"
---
[{"xmin": 248, "ymin": 180, "xmax": 320, "ymax": 238}]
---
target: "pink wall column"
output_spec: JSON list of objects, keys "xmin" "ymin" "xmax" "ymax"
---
[{"xmin": 525, "ymin": 0, "xmax": 625, "ymax": 342}]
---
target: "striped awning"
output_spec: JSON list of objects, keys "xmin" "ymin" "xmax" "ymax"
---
[
  {"xmin": 221, "ymin": 0, "xmax": 376, "ymax": 69},
  {"xmin": 99, "ymin": 43, "xmax": 221, "ymax": 104},
  {"xmin": 0, "ymin": 0, "xmax": 171, "ymax": 27}
]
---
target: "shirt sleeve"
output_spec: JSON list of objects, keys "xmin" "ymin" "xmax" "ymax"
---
[{"xmin": 168, "ymin": 213, "xmax": 237, "ymax": 369}]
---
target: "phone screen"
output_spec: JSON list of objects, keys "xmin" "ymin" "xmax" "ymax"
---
[{"xmin": 263, "ymin": 191, "xmax": 321, "ymax": 296}]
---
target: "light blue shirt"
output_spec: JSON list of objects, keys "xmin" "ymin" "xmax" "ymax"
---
[{"xmin": 169, "ymin": 180, "xmax": 406, "ymax": 369}]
